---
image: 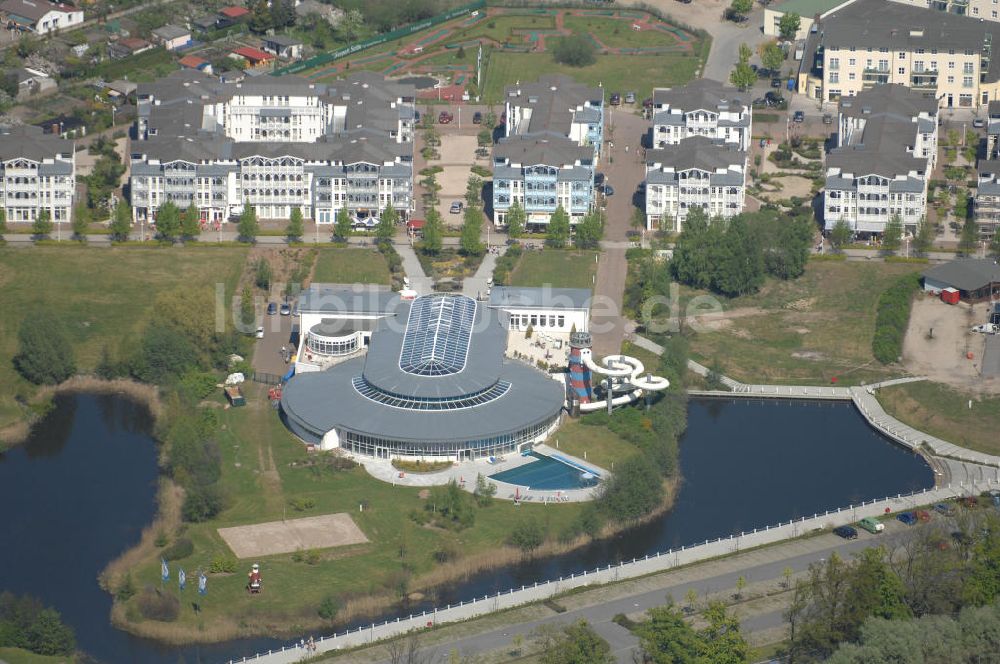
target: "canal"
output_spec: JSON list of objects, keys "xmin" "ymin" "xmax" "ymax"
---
[{"xmin": 0, "ymin": 395, "xmax": 934, "ymax": 662}]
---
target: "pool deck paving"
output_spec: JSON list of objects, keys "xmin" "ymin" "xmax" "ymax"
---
[{"xmin": 347, "ymin": 441, "xmax": 606, "ymax": 503}]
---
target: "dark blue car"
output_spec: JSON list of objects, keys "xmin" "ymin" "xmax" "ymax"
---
[
  {"xmin": 833, "ymin": 525, "xmax": 858, "ymax": 539},
  {"xmin": 897, "ymin": 512, "xmax": 917, "ymax": 525}
]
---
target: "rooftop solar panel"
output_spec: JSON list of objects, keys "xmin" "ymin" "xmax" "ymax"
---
[{"xmin": 398, "ymin": 294, "xmax": 476, "ymax": 376}]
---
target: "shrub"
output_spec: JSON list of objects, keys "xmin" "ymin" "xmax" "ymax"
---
[
  {"xmin": 872, "ymin": 274, "xmax": 920, "ymax": 364},
  {"xmin": 135, "ymin": 587, "xmax": 180, "ymax": 622},
  {"xmin": 552, "ymin": 33, "xmax": 597, "ymax": 67},
  {"xmin": 115, "ymin": 573, "xmax": 136, "ymax": 602},
  {"xmin": 13, "ymin": 313, "xmax": 76, "ymax": 385},
  {"xmin": 161, "ymin": 537, "xmax": 194, "ymax": 561},
  {"xmin": 178, "ymin": 371, "xmax": 218, "ymax": 402},
  {"xmin": 288, "ymin": 496, "xmax": 316, "ymax": 512},
  {"xmin": 209, "ymin": 555, "xmax": 238, "ymax": 574},
  {"xmin": 318, "ymin": 596, "xmax": 339, "ymax": 620},
  {"xmin": 433, "ymin": 542, "xmax": 460, "ymax": 563},
  {"xmin": 181, "ymin": 483, "xmax": 224, "ymax": 522},
  {"xmin": 509, "ymin": 519, "xmax": 545, "ymax": 552}
]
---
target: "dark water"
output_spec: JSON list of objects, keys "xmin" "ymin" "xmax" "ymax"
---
[{"xmin": 0, "ymin": 395, "xmax": 934, "ymax": 663}]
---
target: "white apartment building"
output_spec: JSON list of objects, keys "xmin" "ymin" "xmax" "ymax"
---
[
  {"xmin": 975, "ymin": 101, "xmax": 1000, "ymax": 239},
  {"xmin": 644, "ymin": 137, "xmax": 748, "ymax": 231},
  {"xmin": 130, "ymin": 70, "xmax": 415, "ymax": 225},
  {"xmin": 651, "ymin": 79, "xmax": 753, "ymax": 150},
  {"xmin": 0, "ymin": 0, "xmax": 83, "ymax": 34},
  {"xmin": 0, "ymin": 125, "xmax": 75, "ymax": 224},
  {"xmin": 798, "ymin": 0, "xmax": 1000, "ymax": 108},
  {"xmin": 889, "ymin": 0, "xmax": 1000, "ymax": 22},
  {"xmin": 823, "ymin": 84, "xmax": 937, "ymax": 234}
]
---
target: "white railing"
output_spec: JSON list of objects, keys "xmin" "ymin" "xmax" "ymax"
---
[{"xmin": 226, "ymin": 479, "xmax": 998, "ymax": 664}]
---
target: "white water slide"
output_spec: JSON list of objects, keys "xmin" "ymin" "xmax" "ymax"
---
[{"xmin": 576, "ymin": 348, "xmax": 669, "ymax": 412}]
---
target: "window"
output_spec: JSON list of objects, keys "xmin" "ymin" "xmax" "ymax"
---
[
  {"xmin": 849, "ymin": 72, "xmax": 856, "ymax": 81},
  {"xmin": 829, "ymin": 72, "xmax": 840, "ymax": 83},
  {"xmin": 879, "ymin": 59, "xmax": 889, "ymax": 70},
  {"xmin": 830, "ymin": 57, "xmax": 840, "ymax": 70},
  {"xmin": 965, "ymin": 62, "xmax": 975, "ymax": 74},
  {"xmin": 948, "ymin": 75, "xmax": 955, "ymax": 84},
  {"xmin": 914, "ymin": 61, "xmax": 924, "ymax": 72},
  {"xmin": 964, "ymin": 76, "xmax": 975, "ymax": 88},
  {"xmin": 849, "ymin": 58, "xmax": 856, "ymax": 66},
  {"xmin": 866, "ymin": 58, "xmax": 873, "ymax": 67},
  {"xmin": 898, "ymin": 67, "xmax": 906, "ymax": 75},
  {"xmin": 898, "ymin": 51, "xmax": 906, "ymax": 60},
  {"xmin": 949, "ymin": 61, "xmax": 956, "ymax": 69}
]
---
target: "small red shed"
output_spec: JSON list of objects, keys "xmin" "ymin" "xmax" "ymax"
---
[{"xmin": 941, "ymin": 287, "xmax": 960, "ymax": 305}]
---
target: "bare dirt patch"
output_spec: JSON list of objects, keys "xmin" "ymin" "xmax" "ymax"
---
[
  {"xmin": 218, "ymin": 513, "xmax": 369, "ymax": 558},
  {"xmin": 902, "ymin": 295, "xmax": 998, "ymax": 393}
]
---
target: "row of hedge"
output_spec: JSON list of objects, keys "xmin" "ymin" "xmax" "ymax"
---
[{"xmin": 872, "ymin": 273, "xmax": 921, "ymax": 364}]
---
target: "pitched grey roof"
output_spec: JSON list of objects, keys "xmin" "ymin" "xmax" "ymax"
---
[
  {"xmin": 264, "ymin": 34, "xmax": 302, "ymax": 47},
  {"xmin": 488, "ymin": 286, "xmax": 592, "ymax": 311},
  {"xmin": 152, "ymin": 24, "xmax": 190, "ymax": 41},
  {"xmin": 652, "ymin": 79, "xmax": 749, "ymax": 114},
  {"xmin": 505, "ymin": 74, "xmax": 603, "ymax": 135},
  {"xmin": 829, "ymin": 92, "xmax": 929, "ymax": 178},
  {"xmin": 0, "ymin": 0, "xmax": 73, "ymax": 21},
  {"xmin": 922, "ymin": 259, "xmax": 1000, "ymax": 292},
  {"xmin": 0, "ymin": 125, "xmax": 73, "ymax": 161},
  {"xmin": 839, "ymin": 84, "xmax": 937, "ymax": 120},
  {"xmin": 646, "ymin": 136, "xmax": 746, "ymax": 173},
  {"xmin": 494, "ymin": 136, "xmax": 592, "ymax": 168}
]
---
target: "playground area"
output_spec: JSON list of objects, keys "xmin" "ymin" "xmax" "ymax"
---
[
  {"xmin": 217, "ymin": 513, "xmax": 369, "ymax": 558},
  {"xmin": 296, "ymin": 6, "xmax": 706, "ymax": 103}
]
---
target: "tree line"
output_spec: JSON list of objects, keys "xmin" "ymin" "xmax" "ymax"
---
[{"xmin": 0, "ymin": 592, "xmax": 75, "ymax": 657}]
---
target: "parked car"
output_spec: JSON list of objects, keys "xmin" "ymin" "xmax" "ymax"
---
[
  {"xmin": 823, "ymin": 113, "xmax": 833, "ymax": 124},
  {"xmin": 255, "ymin": 326, "xmax": 264, "ymax": 339},
  {"xmin": 915, "ymin": 509, "xmax": 932, "ymax": 522},
  {"xmin": 472, "ymin": 111, "xmax": 483, "ymax": 124},
  {"xmin": 280, "ymin": 303, "xmax": 291, "ymax": 316},
  {"xmin": 934, "ymin": 502, "xmax": 956, "ymax": 516},
  {"xmin": 834, "ymin": 525, "xmax": 858, "ymax": 539},
  {"xmin": 793, "ymin": 110, "xmax": 805, "ymax": 123},
  {"xmin": 857, "ymin": 517, "xmax": 885, "ymax": 534},
  {"xmin": 771, "ymin": 77, "xmax": 782, "ymax": 88},
  {"xmin": 438, "ymin": 111, "xmax": 453, "ymax": 124},
  {"xmin": 625, "ymin": 91, "xmax": 636, "ymax": 104},
  {"xmin": 604, "ymin": 184, "xmax": 615, "ymax": 196},
  {"xmin": 897, "ymin": 512, "xmax": 918, "ymax": 525},
  {"xmin": 449, "ymin": 201, "xmax": 464, "ymax": 214},
  {"xmin": 267, "ymin": 302, "xmax": 277, "ymax": 315},
  {"xmin": 595, "ymin": 172, "xmax": 606, "ymax": 185},
  {"xmin": 973, "ymin": 118, "xmax": 986, "ymax": 128},
  {"xmin": 610, "ymin": 93, "xmax": 621, "ymax": 106}
]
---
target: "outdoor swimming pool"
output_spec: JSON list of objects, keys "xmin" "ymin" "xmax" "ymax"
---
[{"xmin": 489, "ymin": 452, "xmax": 600, "ymax": 490}]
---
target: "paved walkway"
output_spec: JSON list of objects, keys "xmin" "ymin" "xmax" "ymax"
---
[
  {"xmin": 392, "ymin": 241, "xmax": 433, "ymax": 294},
  {"xmin": 462, "ymin": 245, "xmax": 504, "ymax": 299}
]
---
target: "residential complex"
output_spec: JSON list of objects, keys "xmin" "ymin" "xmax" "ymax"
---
[
  {"xmin": 644, "ymin": 79, "xmax": 751, "ymax": 231},
  {"xmin": 129, "ymin": 70, "xmax": 416, "ymax": 226},
  {"xmin": 974, "ymin": 101, "xmax": 1000, "ymax": 239},
  {"xmin": 798, "ymin": 0, "xmax": 1000, "ymax": 107},
  {"xmin": 492, "ymin": 75, "xmax": 603, "ymax": 228},
  {"xmin": 0, "ymin": 124, "xmax": 76, "ymax": 224},
  {"xmin": 823, "ymin": 84, "xmax": 938, "ymax": 234},
  {"xmin": 888, "ymin": 0, "xmax": 1000, "ymax": 21}
]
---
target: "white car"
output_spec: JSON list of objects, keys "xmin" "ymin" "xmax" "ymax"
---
[{"xmin": 255, "ymin": 326, "xmax": 264, "ymax": 339}]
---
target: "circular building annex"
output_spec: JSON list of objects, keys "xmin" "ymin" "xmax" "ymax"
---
[{"xmin": 280, "ymin": 293, "xmax": 566, "ymax": 460}]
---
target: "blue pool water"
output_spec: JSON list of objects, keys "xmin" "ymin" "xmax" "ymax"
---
[{"xmin": 489, "ymin": 452, "xmax": 600, "ymax": 490}]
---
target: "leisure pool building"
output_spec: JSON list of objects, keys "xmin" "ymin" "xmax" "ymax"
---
[
  {"xmin": 280, "ymin": 286, "xmax": 591, "ymax": 460},
  {"xmin": 129, "ymin": 70, "xmax": 415, "ymax": 225}
]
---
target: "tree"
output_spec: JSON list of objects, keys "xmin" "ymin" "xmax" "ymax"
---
[
  {"xmin": 959, "ymin": 217, "xmax": 979, "ymax": 256},
  {"xmin": 537, "ymin": 621, "xmax": 614, "ymax": 664},
  {"xmin": 882, "ymin": 214, "xmax": 903, "ymax": 254},
  {"xmin": 254, "ymin": 258, "xmax": 272, "ymax": 290},
  {"xmin": 783, "ymin": 566, "xmax": 794, "ymax": 589},
  {"xmin": 779, "ymin": 12, "xmax": 801, "ymax": 40},
  {"xmin": 552, "ymin": 34, "xmax": 597, "ymax": 68},
  {"xmin": 421, "ymin": 208, "xmax": 444, "ymax": 255},
  {"xmin": 638, "ymin": 604, "xmax": 703, "ymax": 663},
  {"xmin": 181, "ymin": 204, "xmax": 201, "ymax": 241},
  {"xmin": 730, "ymin": 61, "xmax": 757, "ymax": 91},
  {"xmin": 155, "ymin": 202, "xmax": 181, "ymax": 243},
  {"xmin": 506, "ymin": 200, "xmax": 525, "ymax": 239},
  {"xmin": 71, "ymin": 203, "xmax": 90, "ymax": 240},
  {"xmin": 334, "ymin": 207, "xmax": 353, "ymax": 242},
  {"xmin": 671, "ymin": 208, "xmax": 717, "ymax": 290},
  {"xmin": 730, "ymin": 0, "xmax": 753, "ymax": 17},
  {"xmin": 109, "ymin": 201, "xmax": 131, "ymax": 242},
  {"xmin": 734, "ymin": 575, "xmax": 747, "ymax": 599},
  {"xmin": 376, "ymin": 203, "xmax": 397, "ymax": 244},
  {"xmin": 830, "ymin": 219, "xmax": 853, "ymax": 251},
  {"xmin": 598, "ymin": 455, "xmax": 663, "ymax": 521},
  {"xmin": 456, "ymin": 44, "xmax": 466, "ymax": 60},
  {"xmin": 26, "ymin": 608, "xmax": 76, "ymax": 656},
  {"xmin": 341, "ymin": 8, "xmax": 363, "ymax": 42},
  {"xmin": 32, "ymin": 209, "xmax": 53, "ymax": 238},
  {"xmin": 713, "ymin": 215, "xmax": 764, "ymax": 297},
  {"xmin": 699, "ymin": 602, "xmax": 749, "ymax": 664},
  {"xmin": 574, "ymin": 209, "xmax": 604, "ymax": 249},
  {"xmin": 508, "ymin": 519, "xmax": 545, "ymax": 552},
  {"xmin": 465, "ymin": 175, "xmax": 483, "ymax": 208},
  {"xmin": 546, "ymin": 205, "xmax": 571, "ymax": 248},
  {"xmin": 287, "ymin": 206, "xmax": 304, "ymax": 241},
  {"xmin": 738, "ymin": 42, "xmax": 753, "ymax": 64},
  {"xmin": 760, "ymin": 42, "xmax": 785, "ymax": 74},
  {"xmin": 460, "ymin": 206, "xmax": 484, "ymax": 256},
  {"xmin": 913, "ymin": 217, "xmax": 934, "ymax": 256},
  {"xmin": 237, "ymin": 205, "xmax": 259, "ymax": 243},
  {"xmin": 13, "ymin": 313, "xmax": 76, "ymax": 385}
]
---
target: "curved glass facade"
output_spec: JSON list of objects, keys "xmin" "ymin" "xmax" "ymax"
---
[
  {"xmin": 351, "ymin": 376, "xmax": 511, "ymax": 410},
  {"xmin": 307, "ymin": 332, "xmax": 359, "ymax": 356}
]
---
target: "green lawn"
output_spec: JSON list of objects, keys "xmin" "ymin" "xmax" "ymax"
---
[
  {"xmin": 482, "ymin": 52, "xmax": 703, "ymax": 104},
  {"xmin": 879, "ymin": 382, "xmax": 1000, "ymax": 456},
  {"xmin": 311, "ymin": 247, "xmax": 391, "ymax": 284},
  {"xmin": 123, "ymin": 386, "xmax": 587, "ymax": 636},
  {"xmin": 92, "ymin": 47, "xmax": 177, "ymax": 83},
  {"xmin": 0, "ymin": 246, "xmax": 247, "ymax": 432},
  {"xmin": 550, "ymin": 418, "xmax": 640, "ymax": 472},
  {"xmin": 450, "ymin": 14, "xmax": 557, "ymax": 44},
  {"xmin": 510, "ymin": 250, "xmax": 598, "ymax": 290},
  {"xmin": 0, "ymin": 648, "xmax": 72, "ymax": 664},
  {"xmin": 680, "ymin": 261, "xmax": 921, "ymax": 386},
  {"xmin": 562, "ymin": 15, "xmax": 691, "ymax": 49}
]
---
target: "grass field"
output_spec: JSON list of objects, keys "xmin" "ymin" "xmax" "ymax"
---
[
  {"xmin": 122, "ymin": 385, "xmax": 588, "ymax": 636},
  {"xmin": 0, "ymin": 648, "xmax": 71, "ymax": 664},
  {"xmin": 680, "ymin": 261, "xmax": 921, "ymax": 386},
  {"xmin": 509, "ymin": 250, "xmax": 598, "ymax": 290},
  {"xmin": 451, "ymin": 14, "xmax": 557, "ymax": 43},
  {"xmin": 879, "ymin": 382, "xmax": 1000, "ymax": 456},
  {"xmin": 482, "ymin": 52, "xmax": 703, "ymax": 103},
  {"xmin": 550, "ymin": 418, "xmax": 640, "ymax": 472},
  {"xmin": 311, "ymin": 247, "xmax": 391, "ymax": 284},
  {"xmin": 561, "ymin": 16, "xmax": 687, "ymax": 49},
  {"xmin": 0, "ymin": 246, "xmax": 247, "ymax": 432}
]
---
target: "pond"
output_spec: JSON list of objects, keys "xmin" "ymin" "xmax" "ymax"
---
[{"xmin": 0, "ymin": 395, "xmax": 934, "ymax": 662}]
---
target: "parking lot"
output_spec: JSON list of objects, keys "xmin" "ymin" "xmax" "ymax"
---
[{"xmin": 252, "ymin": 302, "xmax": 297, "ymax": 377}]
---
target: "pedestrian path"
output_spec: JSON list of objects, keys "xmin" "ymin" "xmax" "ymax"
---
[
  {"xmin": 393, "ymin": 241, "xmax": 434, "ymax": 294},
  {"xmin": 462, "ymin": 245, "xmax": 505, "ymax": 299}
]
